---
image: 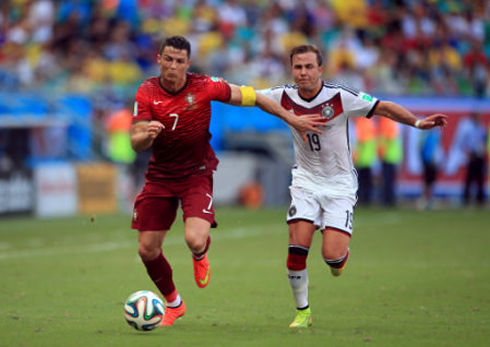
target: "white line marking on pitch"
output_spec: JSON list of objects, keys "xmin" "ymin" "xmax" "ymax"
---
[{"xmin": 0, "ymin": 215, "xmax": 404, "ymax": 261}]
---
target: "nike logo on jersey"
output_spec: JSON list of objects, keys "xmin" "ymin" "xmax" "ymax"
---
[{"xmin": 153, "ymin": 100, "xmax": 164, "ymax": 105}]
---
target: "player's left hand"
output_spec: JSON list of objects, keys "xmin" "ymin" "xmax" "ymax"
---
[
  {"xmin": 418, "ymin": 113, "xmax": 448, "ymax": 130},
  {"xmin": 293, "ymin": 114, "xmax": 327, "ymax": 142}
]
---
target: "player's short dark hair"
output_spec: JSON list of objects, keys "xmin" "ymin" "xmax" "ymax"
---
[
  {"xmin": 159, "ymin": 36, "xmax": 191, "ymax": 58},
  {"xmin": 290, "ymin": 44, "xmax": 323, "ymax": 67}
]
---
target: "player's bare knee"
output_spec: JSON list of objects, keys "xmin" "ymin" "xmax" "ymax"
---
[
  {"xmin": 138, "ymin": 244, "xmax": 160, "ymax": 261},
  {"xmin": 185, "ymin": 238, "xmax": 205, "ymax": 254}
]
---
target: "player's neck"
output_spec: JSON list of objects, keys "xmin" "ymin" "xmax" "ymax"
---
[
  {"xmin": 160, "ymin": 75, "xmax": 187, "ymax": 93},
  {"xmin": 298, "ymin": 81, "xmax": 322, "ymax": 100}
]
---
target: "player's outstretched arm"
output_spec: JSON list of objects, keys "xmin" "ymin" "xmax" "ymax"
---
[
  {"xmin": 374, "ymin": 101, "xmax": 448, "ymax": 130},
  {"xmin": 227, "ymin": 84, "xmax": 326, "ymax": 142},
  {"xmin": 130, "ymin": 120, "xmax": 164, "ymax": 151}
]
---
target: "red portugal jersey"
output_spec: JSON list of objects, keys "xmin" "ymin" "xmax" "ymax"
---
[{"xmin": 133, "ymin": 73, "xmax": 231, "ymax": 180}]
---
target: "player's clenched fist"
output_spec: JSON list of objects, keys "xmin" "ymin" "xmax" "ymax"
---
[
  {"xmin": 130, "ymin": 120, "xmax": 165, "ymax": 151},
  {"xmin": 147, "ymin": 120, "xmax": 165, "ymax": 139}
]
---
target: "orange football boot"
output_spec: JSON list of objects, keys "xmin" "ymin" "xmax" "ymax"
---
[
  {"xmin": 193, "ymin": 254, "xmax": 211, "ymax": 288},
  {"xmin": 160, "ymin": 300, "xmax": 186, "ymax": 326}
]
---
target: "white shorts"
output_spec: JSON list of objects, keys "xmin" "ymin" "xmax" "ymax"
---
[{"xmin": 286, "ymin": 186, "xmax": 356, "ymax": 235}]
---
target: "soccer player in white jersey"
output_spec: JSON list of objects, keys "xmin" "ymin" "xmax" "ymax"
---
[{"xmin": 259, "ymin": 44, "xmax": 448, "ymax": 328}]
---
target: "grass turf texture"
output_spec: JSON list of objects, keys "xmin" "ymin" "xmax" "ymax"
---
[{"xmin": 0, "ymin": 207, "xmax": 489, "ymax": 347}]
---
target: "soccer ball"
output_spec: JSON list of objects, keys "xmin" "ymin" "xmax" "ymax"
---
[{"xmin": 124, "ymin": 290, "xmax": 165, "ymax": 331}]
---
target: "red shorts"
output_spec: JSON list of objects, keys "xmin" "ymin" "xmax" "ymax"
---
[{"xmin": 131, "ymin": 172, "xmax": 216, "ymax": 231}]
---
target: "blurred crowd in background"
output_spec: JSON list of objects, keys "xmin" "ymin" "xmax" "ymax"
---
[
  {"xmin": 0, "ymin": 0, "xmax": 489, "ymax": 210},
  {"xmin": 1, "ymin": 0, "xmax": 490, "ymax": 102}
]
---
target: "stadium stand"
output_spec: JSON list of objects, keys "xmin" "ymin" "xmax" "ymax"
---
[{"xmin": 0, "ymin": 0, "xmax": 488, "ymax": 161}]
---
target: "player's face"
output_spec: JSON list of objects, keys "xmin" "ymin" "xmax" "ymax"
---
[
  {"xmin": 291, "ymin": 52, "xmax": 323, "ymax": 96},
  {"xmin": 157, "ymin": 46, "xmax": 190, "ymax": 88}
]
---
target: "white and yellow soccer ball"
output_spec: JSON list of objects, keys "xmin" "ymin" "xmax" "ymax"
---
[{"xmin": 124, "ymin": 290, "xmax": 165, "ymax": 331}]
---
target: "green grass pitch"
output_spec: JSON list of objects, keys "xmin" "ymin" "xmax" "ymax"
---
[{"xmin": 0, "ymin": 206, "xmax": 489, "ymax": 346}]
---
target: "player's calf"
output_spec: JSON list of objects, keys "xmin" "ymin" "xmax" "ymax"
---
[
  {"xmin": 287, "ymin": 245, "xmax": 311, "ymax": 325},
  {"xmin": 324, "ymin": 248, "xmax": 349, "ymax": 277}
]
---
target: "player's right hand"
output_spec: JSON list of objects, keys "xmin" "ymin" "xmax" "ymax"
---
[{"xmin": 147, "ymin": 120, "xmax": 165, "ymax": 139}]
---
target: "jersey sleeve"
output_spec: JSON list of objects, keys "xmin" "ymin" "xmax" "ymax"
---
[
  {"xmin": 206, "ymin": 77, "xmax": 232, "ymax": 102},
  {"xmin": 132, "ymin": 83, "xmax": 153, "ymax": 123},
  {"xmin": 257, "ymin": 86, "xmax": 284, "ymax": 104},
  {"xmin": 341, "ymin": 90, "xmax": 379, "ymax": 119}
]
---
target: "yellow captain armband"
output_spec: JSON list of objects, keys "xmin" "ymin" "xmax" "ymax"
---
[{"xmin": 240, "ymin": 86, "xmax": 256, "ymax": 106}]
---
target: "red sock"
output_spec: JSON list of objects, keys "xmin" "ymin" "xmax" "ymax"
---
[
  {"xmin": 287, "ymin": 245, "xmax": 309, "ymax": 271},
  {"xmin": 143, "ymin": 252, "xmax": 176, "ymax": 297},
  {"xmin": 164, "ymin": 289, "xmax": 178, "ymax": 304},
  {"xmin": 192, "ymin": 236, "xmax": 211, "ymax": 260},
  {"xmin": 324, "ymin": 249, "xmax": 349, "ymax": 268}
]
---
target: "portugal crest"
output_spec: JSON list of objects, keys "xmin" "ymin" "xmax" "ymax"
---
[{"xmin": 185, "ymin": 92, "xmax": 197, "ymax": 110}]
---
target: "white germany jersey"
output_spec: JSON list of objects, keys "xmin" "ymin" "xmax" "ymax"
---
[{"xmin": 260, "ymin": 82, "xmax": 379, "ymax": 197}]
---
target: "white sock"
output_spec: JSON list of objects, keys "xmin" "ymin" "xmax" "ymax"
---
[
  {"xmin": 166, "ymin": 294, "xmax": 181, "ymax": 308},
  {"xmin": 288, "ymin": 269, "xmax": 309, "ymax": 309}
]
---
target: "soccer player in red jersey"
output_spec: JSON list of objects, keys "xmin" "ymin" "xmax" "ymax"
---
[{"xmin": 130, "ymin": 36, "xmax": 326, "ymax": 326}]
